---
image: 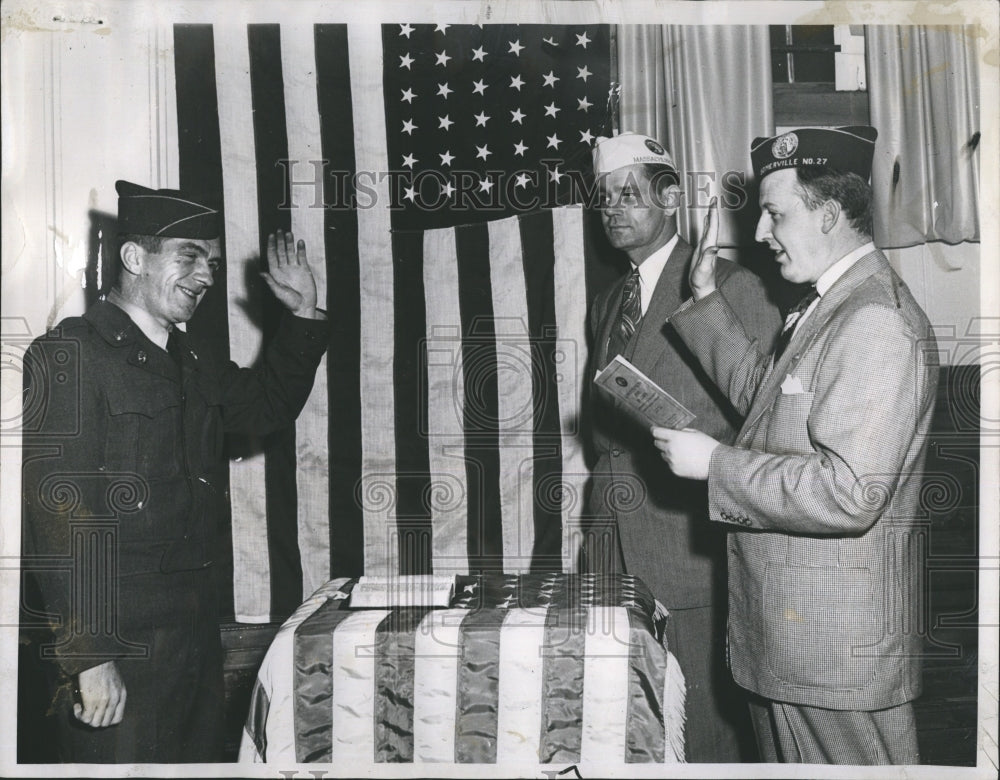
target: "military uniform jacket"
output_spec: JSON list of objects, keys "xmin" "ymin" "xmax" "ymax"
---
[
  {"xmin": 670, "ymin": 249, "xmax": 939, "ymax": 710},
  {"xmin": 21, "ymin": 300, "xmax": 328, "ymax": 675},
  {"xmin": 585, "ymin": 238, "xmax": 782, "ymax": 608}
]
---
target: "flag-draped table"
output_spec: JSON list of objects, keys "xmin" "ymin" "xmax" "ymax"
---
[{"xmin": 239, "ymin": 573, "xmax": 685, "ymax": 767}]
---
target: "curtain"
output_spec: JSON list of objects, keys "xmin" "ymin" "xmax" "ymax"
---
[
  {"xmin": 617, "ymin": 26, "xmax": 774, "ymax": 248},
  {"xmin": 866, "ymin": 26, "xmax": 980, "ymax": 249}
]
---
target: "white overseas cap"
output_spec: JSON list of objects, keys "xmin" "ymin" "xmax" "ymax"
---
[{"xmin": 592, "ymin": 131, "xmax": 676, "ymax": 176}]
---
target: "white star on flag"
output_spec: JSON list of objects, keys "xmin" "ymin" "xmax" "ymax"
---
[
  {"xmin": 577, "ymin": 97, "xmax": 592, "ymax": 112},
  {"xmin": 435, "ymin": 23, "xmax": 450, "ymax": 33},
  {"xmin": 200, "ymin": 18, "xmax": 617, "ymax": 605}
]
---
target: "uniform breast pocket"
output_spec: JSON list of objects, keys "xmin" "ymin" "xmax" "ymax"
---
[
  {"xmin": 104, "ymin": 383, "xmax": 181, "ymax": 475},
  {"xmin": 764, "ymin": 391, "xmax": 815, "ymax": 455}
]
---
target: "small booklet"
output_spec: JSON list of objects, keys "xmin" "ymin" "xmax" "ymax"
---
[
  {"xmin": 350, "ymin": 575, "xmax": 455, "ymax": 609},
  {"xmin": 594, "ymin": 355, "xmax": 697, "ymax": 430}
]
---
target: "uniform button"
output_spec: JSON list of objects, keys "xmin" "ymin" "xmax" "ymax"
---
[{"xmin": 611, "ymin": 448, "xmax": 621, "ymax": 457}]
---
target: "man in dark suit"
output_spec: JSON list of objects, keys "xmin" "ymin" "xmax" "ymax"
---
[
  {"xmin": 654, "ymin": 127, "xmax": 937, "ymax": 764},
  {"xmin": 583, "ymin": 132, "xmax": 782, "ymax": 762},
  {"xmin": 20, "ymin": 181, "xmax": 328, "ymax": 762}
]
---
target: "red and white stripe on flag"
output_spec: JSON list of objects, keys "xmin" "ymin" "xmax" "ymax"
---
[{"xmin": 185, "ymin": 21, "xmax": 605, "ymax": 621}]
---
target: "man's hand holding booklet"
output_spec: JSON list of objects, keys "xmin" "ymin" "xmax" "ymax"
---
[{"xmin": 594, "ymin": 355, "xmax": 697, "ymax": 430}]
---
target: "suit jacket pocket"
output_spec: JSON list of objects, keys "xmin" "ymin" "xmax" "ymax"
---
[
  {"xmin": 764, "ymin": 391, "xmax": 814, "ymax": 455},
  {"xmin": 763, "ymin": 562, "xmax": 878, "ymax": 690}
]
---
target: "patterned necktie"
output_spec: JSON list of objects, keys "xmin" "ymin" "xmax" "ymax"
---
[
  {"xmin": 773, "ymin": 287, "xmax": 820, "ymax": 362},
  {"xmin": 607, "ymin": 268, "xmax": 642, "ymax": 361}
]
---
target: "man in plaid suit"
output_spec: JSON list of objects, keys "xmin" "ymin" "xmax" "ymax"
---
[{"xmin": 651, "ymin": 126, "xmax": 938, "ymax": 764}]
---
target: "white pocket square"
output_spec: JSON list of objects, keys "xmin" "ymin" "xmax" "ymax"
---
[{"xmin": 781, "ymin": 374, "xmax": 806, "ymax": 395}]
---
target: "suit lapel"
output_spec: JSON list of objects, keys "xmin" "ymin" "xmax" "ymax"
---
[
  {"xmin": 594, "ymin": 275, "xmax": 626, "ymax": 370},
  {"xmin": 628, "ymin": 238, "xmax": 692, "ymax": 366},
  {"xmin": 740, "ymin": 249, "xmax": 890, "ymax": 436}
]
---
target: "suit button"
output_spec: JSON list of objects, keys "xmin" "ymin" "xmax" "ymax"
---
[{"xmin": 611, "ymin": 448, "xmax": 622, "ymax": 457}]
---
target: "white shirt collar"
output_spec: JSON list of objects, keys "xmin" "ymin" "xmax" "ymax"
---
[
  {"xmin": 816, "ymin": 241, "xmax": 875, "ymax": 297},
  {"xmin": 631, "ymin": 233, "xmax": 679, "ymax": 315},
  {"xmin": 105, "ymin": 291, "xmax": 176, "ymax": 350},
  {"xmin": 787, "ymin": 242, "xmax": 875, "ymax": 338}
]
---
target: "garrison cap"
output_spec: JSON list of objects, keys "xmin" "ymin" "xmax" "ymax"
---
[
  {"xmin": 593, "ymin": 131, "xmax": 677, "ymax": 176},
  {"xmin": 750, "ymin": 126, "xmax": 878, "ymax": 182},
  {"xmin": 116, "ymin": 180, "xmax": 221, "ymax": 239}
]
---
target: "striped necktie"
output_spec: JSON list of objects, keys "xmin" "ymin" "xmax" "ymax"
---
[
  {"xmin": 607, "ymin": 268, "xmax": 642, "ymax": 361},
  {"xmin": 773, "ymin": 287, "xmax": 820, "ymax": 362}
]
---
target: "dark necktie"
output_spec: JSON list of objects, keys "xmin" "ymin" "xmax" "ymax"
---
[
  {"xmin": 166, "ymin": 328, "xmax": 185, "ymax": 367},
  {"xmin": 773, "ymin": 287, "xmax": 820, "ymax": 362},
  {"xmin": 607, "ymin": 268, "xmax": 642, "ymax": 361}
]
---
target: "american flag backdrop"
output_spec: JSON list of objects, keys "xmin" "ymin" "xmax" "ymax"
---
[{"xmin": 171, "ymin": 22, "xmax": 621, "ymax": 622}]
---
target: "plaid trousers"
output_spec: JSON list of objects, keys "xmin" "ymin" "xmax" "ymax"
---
[{"xmin": 748, "ymin": 698, "xmax": 919, "ymax": 764}]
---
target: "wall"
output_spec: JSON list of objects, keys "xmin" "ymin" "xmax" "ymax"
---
[
  {"xmin": 1, "ymin": 20, "xmax": 177, "ymax": 338},
  {"xmin": 885, "ymin": 241, "xmax": 983, "ymax": 366}
]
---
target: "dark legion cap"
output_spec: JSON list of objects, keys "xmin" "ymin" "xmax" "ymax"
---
[
  {"xmin": 750, "ymin": 126, "xmax": 878, "ymax": 181},
  {"xmin": 116, "ymin": 180, "xmax": 221, "ymax": 239}
]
